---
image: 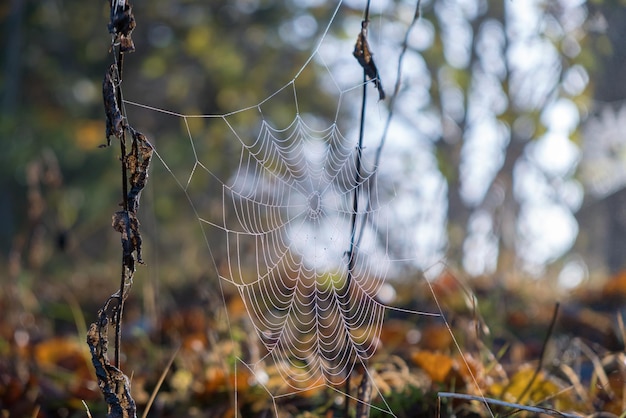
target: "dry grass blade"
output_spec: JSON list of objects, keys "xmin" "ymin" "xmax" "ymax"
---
[
  {"xmin": 82, "ymin": 399, "xmax": 93, "ymax": 418},
  {"xmin": 141, "ymin": 346, "xmax": 180, "ymax": 418},
  {"xmin": 30, "ymin": 405, "xmax": 41, "ymax": 418},
  {"xmin": 617, "ymin": 312, "xmax": 625, "ymax": 348},
  {"xmin": 558, "ymin": 363, "xmax": 591, "ymax": 406},
  {"xmin": 514, "ymin": 302, "xmax": 560, "ymax": 404},
  {"xmin": 619, "ymin": 353, "xmax": 626, "ymax": 413},
  {"xmin": 576, "ymin": 339, "xmax": 613, "ymax": 399}
]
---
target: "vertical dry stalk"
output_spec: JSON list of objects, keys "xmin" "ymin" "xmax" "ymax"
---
[
  {"xmin": 342, "ymin": 1, "xmax": 382, "ymax": 415},
  {"xmin": 87, "ymin": 2, "xmax": 152, "ymax": 417}
]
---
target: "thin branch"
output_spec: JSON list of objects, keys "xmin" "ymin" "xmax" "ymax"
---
[
  {"xmin": 344, "ymin": 2, "xmax": 374, "ymax": 416},
  {"xmin": 357, "ymin": 0, "xmax": 422, "ymax": 250},
  {"xmin": 438, "ymin": 392, "xmax": 581, "ymax": 418}
]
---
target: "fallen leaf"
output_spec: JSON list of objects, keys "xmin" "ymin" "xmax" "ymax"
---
[{"xmin": 411, "ymin": 350, "xmax": 455, "ymax": 383}]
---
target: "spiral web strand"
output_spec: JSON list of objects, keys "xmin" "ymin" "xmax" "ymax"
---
[{"xmin": 123, "ymin": 1, "xmax": 493, "ymax": 416}]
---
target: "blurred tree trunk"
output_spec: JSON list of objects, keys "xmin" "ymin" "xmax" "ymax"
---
[
  {"xmin": 436, "ymin": 0, "xmax": 521, "ymax": 273},
  {"xmin": 433, "ymin": 7, "xmax": 483, "ymax": 268},
  {"xmin": 606, "ymin": 191, "xmax": 626, "ymax": 273},
  {"xmin": 578, "ymin": 3, "xmax": 626, "ymax": 275},
  {"xmin": 1, "ymin": 0, "xmax": 24, "ymax": 116},
  {"xmin": 0, "ymin": 0, "xmax": 25, "ymax": 255}
]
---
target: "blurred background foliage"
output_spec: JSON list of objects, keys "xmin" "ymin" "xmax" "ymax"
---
[
  {"xmin": 0, "ymin": 0, "xmax": 620, "ymax": 363},
  {"xmin": 4, "ymin": 0, "xmax": 626, "ymax": 289},
  {"xmin": 3, "ymin": 0, "xmax": 626, "ymax": 415},
  {"xmin": 0, "ymin": 0, "xmax": 342, "ymax": 295}
]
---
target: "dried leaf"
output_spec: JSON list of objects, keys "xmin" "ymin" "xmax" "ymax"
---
[
  {"xmin": 87, "ymin": 313, "xmax": 137, "ymax": 418},
  {"xmin": 126, "ymin": 128, "xmax": 153, "ymax": 213},
  {"xmin": 353, "ymin": 21, "xmax": 385, "ymax": 100},
  {"xmin": 492, "ymin": 366, "xmax": 560, "ymax": 404},
  {"xmin": 411, "ymin": 350, "xmax": 455, "ymax": 383},
  {"xmin": 102, "ymin": 64, "xmax": 124, "ymax": 146},
  {"xmin": 112, "ymin": 210, "xmax": 143, "ymax": 267},
  {"xmin": 109, "ymin": 0, "xmax": 136, "ymax": 53}
]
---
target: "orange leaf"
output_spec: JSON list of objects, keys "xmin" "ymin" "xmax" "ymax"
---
[
  {"xmin": 411, "ymin": 350, "xmax": 454, "ymax": 383},
  {"xmin": 74, "ymin": 120, "xmax": 104, "ymax": 150},
  {"xmin": 34, "ymin": 337, "xmax": 89, "ymax": 374},
  {"xmin": 603, "ymin": 269, "xmax": 626, "ymax": 297}
]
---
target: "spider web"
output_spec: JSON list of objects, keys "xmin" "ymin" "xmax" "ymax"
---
[{"xmin": 123, "ymin": 0, "xmax": 489, "ymax": 416}]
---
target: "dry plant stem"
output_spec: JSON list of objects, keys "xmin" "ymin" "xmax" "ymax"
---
[
  {"xmin": 115, "ymin": 49, "xmax": 128, "ymax": 371},
  {"xmin": 358, "ymin": 0, "xmax": 421, "ymax": 248},
  {"xmin": 343, "ymin": 56, "xmax": 367, "ymax": 418},
  {"xmin": 88, "ymin": 1, "xmax": 143, "ymax": 416},
  {"xmin": 116, "ymin": 52, "xmax": 129, "ymax": 212},
  {"xmin": 344, "ymin": 2, "xmax": 373, "ymax": 415},
  {"xmin": 512, "ymin": 302, "xmax": 560, "ymax": 405},
  {"xmin": 355, "ymin": 370, "xmax": 372, "ymax": 418}
]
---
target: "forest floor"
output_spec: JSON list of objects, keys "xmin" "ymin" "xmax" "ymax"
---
[{"xmin": 1, "ymin": 268, "xmax": 626, "ymax": 418}]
